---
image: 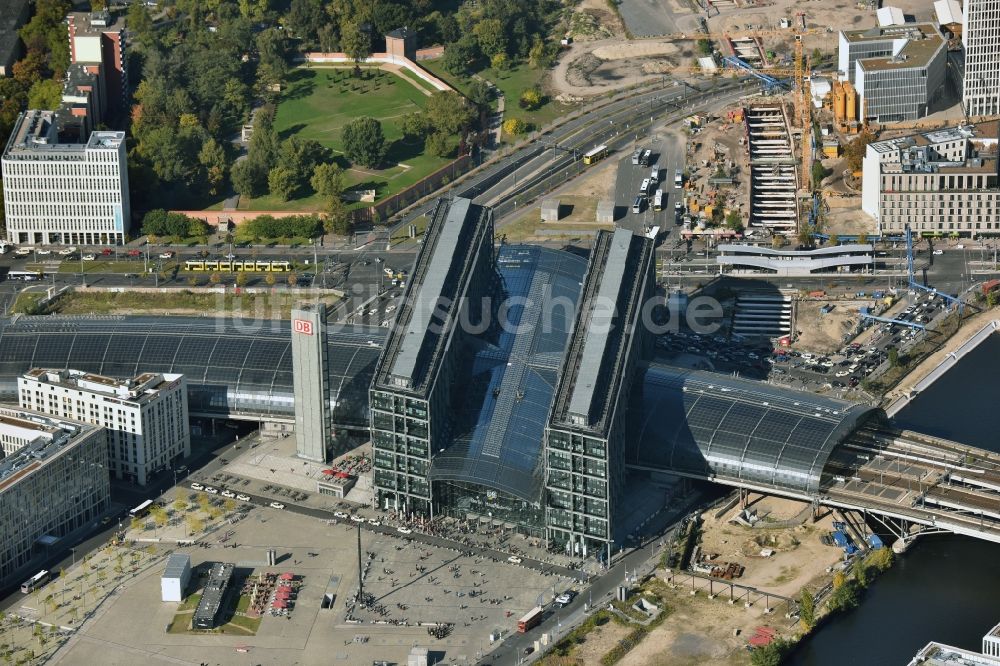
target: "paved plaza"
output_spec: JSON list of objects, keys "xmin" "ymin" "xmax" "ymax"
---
[{"xmin": 45, "ymin": 504, "xmax": 574, "ymax": 665}]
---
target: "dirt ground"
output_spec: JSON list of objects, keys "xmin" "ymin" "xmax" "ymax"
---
[
  {"xmin": 500, "ymin": 159, "xmax": 616, "ymax": 239},
  {"xmin": 566, "ymin": 0, "xmax": 626, "ymax": 42},
  {"xmin": 696, "ymin": 496, "xmax": 844, "ymax": 598},
  {"xmin": 685, "ymin": 109, "xmax": 750, "ymax": 223},
  {"xmin": 619, "ymin": 595, "xmax": 762, "ymax": 666},
  {"xmin": 793, "ymin": 299, "xmax": 868, "ymax": 353}
]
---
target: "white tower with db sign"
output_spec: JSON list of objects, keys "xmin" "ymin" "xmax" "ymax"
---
[{"xmin": 291, "ymin": 305, "xmax": 329, "ymax": 462}]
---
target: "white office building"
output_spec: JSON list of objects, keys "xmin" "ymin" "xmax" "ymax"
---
[
  {"xmin": 18, "ymin": 368, "xmax": 189, "ymax": 486},
  {"xmin": 161, "ymin": 553, "xmax": 191, "ymax": 602},
  {"xmin": 0, "ymin": 407, "xmax": 110, "ymax": 587},
  {"xmin": 861, "ymin": 123, "xmax": 1000, "ymax": 236},
  {"xmin": 2, "ymin": 109, "xmax": 130, "ymax": 246},
  {"xmin": 962, "ymin": 0, "xmax": 1000, "ymax": 118}
]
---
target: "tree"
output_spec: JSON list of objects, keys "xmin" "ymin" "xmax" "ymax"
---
[
  {"xmin": 27, "ymin": 79, "xmax": 62, "ymax": 110},
  {"xmin": 467, "ymin": 80, "xmax": 493, "ymax": 109},
  {"xmin": 198, "ymin": 138, "xmax": 228, "ymax": 196},
  {"xmin": 173, "ymin": 499, "xmax": 188, "ymax": 512},
  {"xmin": 828, "ymin": 579, "xmax": 859, "ymax": 612},
  {"xmin": 519, "ymin": 88, "xmax": 542, "ymax": 110},
  {"xmin": 238, "ymin": 0, "xmax": 269, "ymax": 21},
  {"xmin": 811, "ymin": 160, "xmax": 827, "ymax": 188},
  {"xmin": 426, "ymin": 92, "xmax": 475, "ymax": 136},
  {"xmin": 750, "ymin": 638, "xmax": 793, "ymax": 666},
  {"xmin": 799, "ymin": 588, "xmax": 815, "ymax": 631},
  {"xmin": 725, "ymin": 209, "xmax": 743, "ymax": 232},
  {"xmin": 224, "ymin": 498, "xmax": 237, "ymax": 512},
  {"xmin": 268, "ymin": 165, "xmax": 297, "ymax": 201},
  {"xmin": 341, "ymin": 116, "xmax": 386, "ymax": 168},
  {"xmin": 287, "ymin": 272, "xmax": 298, "ymax": 287},
  {"xmin": 503, "ymin": 118, "xmax": 527, "ymax": 136},
  {"xmin": 325, "ymin": 198, "xmax": 353, "ymax": 236},
  {"xmin": 697, "ymin": 38, "xmax": 714, "ymax": 55},
  {"xmin": 311, "ymin": 162, "xmax": 344, "ymax": 199},
  {"xmin": 475, "ymin": 19, "xmax": 506, "ymax": 58},
  {"xmin": 441, "ymin": 36, "xmax": 480, "ymax": 77},
  {"xmin": 827, "ymin": 233, "xmax": 839, "ymax": 246},
  {"xmin": 845, "ymin": 129, "xmax": 875, "ymax": 173},
  {"xmin": 209, "ymin": 272, "xmax": 222, "ymax": 285},
  {"xmin": 427, "ymin": 132, "xmax": 452, "ymax": 158},
  {"xmin": 231, "ymin": 159, "xmax": 266, "ymax": 199},
  {"xmin": 265, "ymin": 273, "xmax": 277, "ymax": 286},
  {"xmin": 888, "ymin": 347, "xmax": 900, "ymax": 367},
  {"xmin": 130, "ymin": 517, "xmax": 143, "ymax": 532},
  {"xmin": 857, "ymin": 232, "xmax": 868, "ymax": 245},
  {"xmin": 490, "ymin": 52, "xmax": 509, "ymax": 73},
  {"xmin": 797, "ymin": 227, "xmax": 813, "ymax": 247},
  {"xmin": 235, "ymin": 273, "xmax": 248, "ymax": 287},
  {"xmin": 400, "ymin": 112, "xmax": 431, "ymax": 139},
  {"xmin": 341, "ymin": 20, "xmax": 371, "ymax": 74},
  {"xmin": 277, "ymin": 136, "xmax": 330, "ymax": 192},
  {"xmin": 185, "ymin": 515, "xmax": 204, "ymax": 536},
  {"xmin": 529, "ymin": 37, "xmax": 551, "ymax": 69},
  {"xmin": 772, "ymin": 234, "xmax": 787, "ymax": 249}
]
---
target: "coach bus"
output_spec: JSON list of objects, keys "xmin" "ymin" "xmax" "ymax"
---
[
  {"xmin": 517, "ymin": 606, "xmax": 544, "ymax": 633},
  {"xmin": 582, "ymin": 144, "xmax": 609, "ymax": 165},
  {"xmin": 653, "ymin": 189, "xmax": 664, "ymax": 212},
  {"xmin": 21, "ymin": 570, "xmax": 49, "ymax": 594},
  {"xmin": 129, "ymin": 499, "xmax": 154, "ymax": 519}
]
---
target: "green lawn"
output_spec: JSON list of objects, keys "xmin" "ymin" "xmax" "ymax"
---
[
  {"xmin": 266, "ymin": 66, "xmax": 451, "ymax": 209},
  {"xmin": 419, "ymin": 59, "xmax": 572, "ymax": 133}
]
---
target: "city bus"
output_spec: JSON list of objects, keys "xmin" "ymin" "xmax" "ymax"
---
[
  {"xmin": 582, "ymin": 144, "xmax": 609, "ymax": 165},
  {"xmin": 653, "ymin": 189, "xmax": 664, "ymax": 212},
  {"xmin": 674, "ymin": 169, "xmax": 683, "ymax": 187},
  {"xmin": 4, "ymin": 269, "xmax": 44, "ymax": 282},
  {"xmin": 517, "ymin": 606, "xmax": 544, "ymax": 633},
  {"xmin": 129, "ymin": 499, "xmax": 154, "ymax": 519},
  {"xmin": 21, "ymin": 570, "xmax": 49, "ymax": 594}
]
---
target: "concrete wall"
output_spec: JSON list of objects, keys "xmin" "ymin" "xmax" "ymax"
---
[{"xmin": 300, "ymin": 52, "xmax": 454, "ymax": 93}]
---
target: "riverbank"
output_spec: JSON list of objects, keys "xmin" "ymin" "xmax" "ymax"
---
[{"xmin": 884, "ymin": 307, "xmax": 1000, "ymax": 416}]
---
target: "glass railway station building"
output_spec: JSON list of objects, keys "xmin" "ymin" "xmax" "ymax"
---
[{"xmin": 0, "ymin": 197, "xmax": 885, "ymax": 560}]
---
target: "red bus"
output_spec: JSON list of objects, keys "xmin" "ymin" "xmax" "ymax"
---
[{"xmin": 517, "ymin": 606, "xmax": 544, "ymax": 633}]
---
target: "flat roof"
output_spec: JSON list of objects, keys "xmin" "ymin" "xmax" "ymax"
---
[
  {"xmin": 22, "ymin": 368, "xmax": 181, "ymax": 404},
  {"xmin": 68, "ymin": 11, "xmax": 126, "ymax": 37},
  {"xmin": 908, "ymin": 643, "xmax": 1000, "ymax": 666},
  {"xmin": 376, "ymin": 197, "xmax": 492, "ymax": 395},
  {"xmin": 856, "ymin": 25, "xmax": 945, "ymax": 70},
  {"xmin": 193, "ymin": 562, "xmax": 234, "ymax": 628},
  {"xmin": 0, "ymin": 407, "xmax": 101, "ymax": 493},
  {"xmin": 163, "ymin": 553, "xmax": 190, "ymax": 579},
  {"xmin": 3, "ymin": 111, "xmax": 124, "ymax": 159},
  {"xmin": 550, "ymin": 229, "xmax": 653, "ymax": 435}
]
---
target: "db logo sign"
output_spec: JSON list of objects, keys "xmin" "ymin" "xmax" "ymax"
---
[{"xmin": 293, "ymin": 319, "xmax": 313, "ymax": 336}]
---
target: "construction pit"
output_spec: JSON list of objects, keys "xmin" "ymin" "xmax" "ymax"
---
[{"xmin": 792, "ymin": 298, "xmax": 869, "ymax": 354}]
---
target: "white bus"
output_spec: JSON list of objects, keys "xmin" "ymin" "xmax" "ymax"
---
[
  {"xmin": 21, "ymin": 570, "xmax": 49, "ymax": 594},
  {"xmin": 674, "ymin": 169, "xmax": 683, "ymax": 187},
  {"xmin": 646, "ymin": 226, "xmax": 661, "ymax": 240},
  {"xmin": 639, "ymin": 178, "xmax": 651, "ymax": 195},
  {"xmin": 653, "ymin": 189, "xmax": 665, "ymax": 212},
  {"xmin": 129, "ymin": 499, "xmax": 154, "ymax": 519}
]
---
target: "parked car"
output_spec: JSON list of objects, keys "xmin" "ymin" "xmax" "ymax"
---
[
  {"xmin": 221, "ymin": 490, "xmax": 236, "ymax": 498},
  {"xmin": 159, "ymin": 251, "xmax": 174, "ymax": 259},
  {"xmin": 205, "ymin": 486, "xmax": 218, "ymax": 494},
  {"xmin": 269, "ymin": 502, "xmax": 285, "ymax": 509},
  {"xmin": 236, "ymin": 494, "xmax": 251, "ymax": 502},
  {"xmin": 36, "ymin": 248, "xmax": 51, "ymax": 255},
  {"xmin": 58, "ymin": 247, "xmax": 77, "ymax": 256},
  {"xmin": 190, "ymin": 482, "xmax": 204, "ymax": 490}
]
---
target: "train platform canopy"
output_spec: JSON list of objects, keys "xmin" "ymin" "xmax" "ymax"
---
[
  {"xmin": 627, "ymin": 364, "xmax": 879, "ymax": 495},
  {"xmin": 0, "ymin": 316, "xmax": 386, "ymax": 427}
]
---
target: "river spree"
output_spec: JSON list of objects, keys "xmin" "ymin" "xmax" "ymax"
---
[{"xmin": 788, "ymin": 333, "xmax": 1000, "ymax": 665}]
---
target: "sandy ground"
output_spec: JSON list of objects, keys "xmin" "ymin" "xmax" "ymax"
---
[
  {"xmin": 567, "ymin": 0, "xmax": 625, "ymax": 41},
  {"xmin": 685, "ymin": 111, "xmax": 749, "ymax": 222},
  {"xmin": 793, "ymin": 299, "xmax": 868, "ymax": 353},
  {"xmin": 619, "ymin": 596, "xmax": 760, "ymax": 666},
  {"xmin": 696, "ymin": 496, "xmax": 843, "ymax": 598},
  {"xmin": 500, "ymin": 159, "xmax": 616, "ymax": 240}
]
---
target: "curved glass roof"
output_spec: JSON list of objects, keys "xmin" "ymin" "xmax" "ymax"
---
[
  {"xmin": 0, "ymin": 316, "xmax": 385, "ymax": 427},
  {"xmin": 429, "ymin": 245, "xmax": 588, "ymax": 503},
  {"xmin": 628, "ymin": 364, "xmax": 878, "ymax": 494}
]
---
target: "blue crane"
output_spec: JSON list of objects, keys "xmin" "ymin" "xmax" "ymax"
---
[
  {"xmin": 721, "ymin": 56, "xmax": 788, "ymax": 92},
  {"xmin": 859, "ymin": 307, "xmax": 925, "ymax": 331}
]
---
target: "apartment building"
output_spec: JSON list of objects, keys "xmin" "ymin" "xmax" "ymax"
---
[
  {"xmin": 862, "ymin": 123, "xmax": 1000, "ymax": 235},
  {"xmin": 67, "ymin": 11, "xmax": 128, "ymax": 118},
  {"xmin": 18, "ymin": 368, "xmax": 189, "ymax": 486},
  {"xmin": 962, "ymin": 0, "xmax": 1000, "ymax": 117},
  {"xmin": 0, "ymin": 407, "xmax": 110, "ymax": 587},
  {"xmin": 839, "ymin": 24, "xmax": 947, "ymax": 123},
  {"xmin": 2, "ymin": 109, "xmax": 130, "ymax": 246}
]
